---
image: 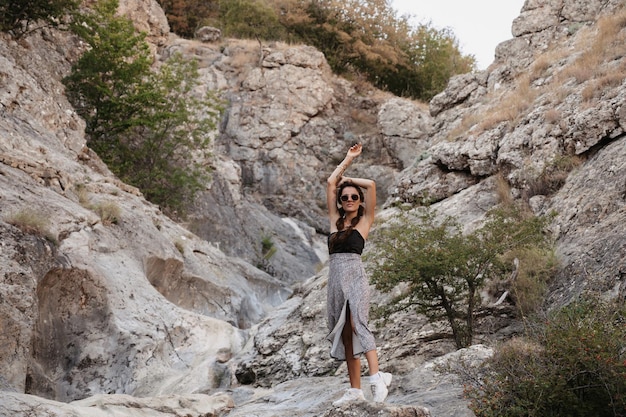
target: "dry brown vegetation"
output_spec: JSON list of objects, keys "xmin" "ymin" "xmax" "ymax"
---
[
  {"xmin": 495, "ymin": 173, "xmax": 514, "ymax": 207},
  {"xmin": 452, "ymin": 4, "xmax": 626, "ymax": 141},
  {"xmin": 92, "ymin": 201, "xmax": 121, "ymax": 225},
  {"xmin": 522, "ymin": 155, "xmax": 584, "ymax": 201},
  {"xmin": 74, "ymin": 183, "xmax": 121, "ymax": 225},
  {"xmin": 558, "ymin": 6, "xmax": 626, "ymax": 85},
  {"xmin": 544, "ymin": 108, "xmax": 560, "ymax": 124},
  {"xmin": 474, "ymin": 75, "xmax": 537, "ymax": 133},
  {"xmin": 5, "ymin": 209, "xmax": 56, "ymax": 242}
]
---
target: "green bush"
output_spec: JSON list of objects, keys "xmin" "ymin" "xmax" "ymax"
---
[
  {"xmin": 219, "ymin": 0, "xmax": 286, "ymax": 42},
  {"xmin": 0, "ymin": 0, "xmax": 78, "ymax": 37},
  {"xmin": 64, "ymin": 0, "xmax": 222, "ymax": 217},
  {"xmin": 464, "ymin": 295, "xmax": 626, "ymax": 417},
  {"xmin": 367, "ymin": 206, "xmax": 552, "ymax": 348}
]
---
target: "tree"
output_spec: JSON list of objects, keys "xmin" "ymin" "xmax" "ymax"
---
[
  {"xmin": 400, "ymin": 24, "xmax": 475, "ymax": 99},
  {"xmin": 271, "ymin": 0, "xmax": 475, "ymax": 100},
  {"xmin": 64, "ymin": 0, "xmax": 153, "ymax": 147},
  {"xmin": 367, "ymin": 206, "xmax": 551, "ymax": 348},
  {"xmin": 64, "ymin": 0, "xmax": 222, "ymax": 216},
  {"xmin": 119, "ymin": 54, "xmax": 222, "ymax": 212},
  {"xmin": 0, "ymin": 0, "xmax": 78, "ymax": 37}
]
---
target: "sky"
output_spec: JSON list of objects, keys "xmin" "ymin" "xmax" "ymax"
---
[{"xmin": 391, "ymin": 0, "xmax": 526, "ymax": 69}]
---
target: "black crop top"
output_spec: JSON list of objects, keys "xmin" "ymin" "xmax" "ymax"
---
[{"xmin": 328, "ymin": 229, "xmax": 365, "ymax": 255}]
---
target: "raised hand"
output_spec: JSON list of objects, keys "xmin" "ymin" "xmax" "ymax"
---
[{"xmin": 346, "ymin": 143, "xmax": 362, "ymax": 159}]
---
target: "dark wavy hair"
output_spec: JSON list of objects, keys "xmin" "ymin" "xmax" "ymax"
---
[{"xmin": 330, "ymin": 182, "xmax": 365, "ymax": 245}]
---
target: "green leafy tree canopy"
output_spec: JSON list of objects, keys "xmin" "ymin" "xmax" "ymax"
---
[
  {"xmin": 64, "ymin": 0, "xmax": 222, "ymax": 216},
  {"xmin": 367, "ymin": 206, "xmax": 552, "ymax": 349},
  {"xmin": 0, "ymin": 0, "xmax": 78, "ymax": 38}
]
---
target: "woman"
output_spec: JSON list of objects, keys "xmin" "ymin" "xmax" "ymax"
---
[{"xmin": 326, "ymin": 143, "xmax": 392, "ymax": 406}]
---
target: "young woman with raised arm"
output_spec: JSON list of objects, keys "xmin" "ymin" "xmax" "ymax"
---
[{"xmin": 325, "ymin": 143, "xmax": 392, "ymax": 406}]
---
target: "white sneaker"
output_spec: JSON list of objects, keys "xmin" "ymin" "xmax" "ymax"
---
[
  {"xmin": 332, "ymin": 388, "xmax": 365, "ymax": 406},
  {"xmin": 370, "ymin": 371, "xmax": 392, "ymax": 402}
]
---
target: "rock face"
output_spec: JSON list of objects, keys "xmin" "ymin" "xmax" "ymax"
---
[
  {"xmin": 392, "ymin": 0, "xmax": 626, "ymax": 303},
  {"xmin": 0, "ymin": 0, "xmax": 625, "ymax": 416},
  {"xmin": 0, "ymin": 21, "xmax": 289, "ymax": 404}
]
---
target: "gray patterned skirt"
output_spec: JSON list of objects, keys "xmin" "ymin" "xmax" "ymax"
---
[{"xmin": 326, "ymin": 253, "xmax": 377, "ymax": 360}]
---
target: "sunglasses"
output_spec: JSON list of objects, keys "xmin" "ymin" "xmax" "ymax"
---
[{"xmin": 340, "ymin": 194, "xmax": 360, "ymax": 202}]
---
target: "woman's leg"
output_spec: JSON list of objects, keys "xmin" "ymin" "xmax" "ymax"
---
[
  {"xmin": 364, "ymin": 349, "xmax": 379, "ymax": 375},
  {"xmin": 342, "ymin": 306, "xmax": 361, "ymax": 389}
]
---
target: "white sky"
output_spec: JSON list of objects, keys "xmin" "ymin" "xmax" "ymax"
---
[{"xmin": 391, "ymin": 0, "xmax": 526, "ymax": 69}]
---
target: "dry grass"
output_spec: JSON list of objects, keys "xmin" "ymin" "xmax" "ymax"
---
[
  {"xmin": 508, "ymin": 247, "xmax": 558, "ymax": 316},
  {"xmin": 349, "ymin": 107, "xmax": 377, "ymax": 126},
  {"xmin": 446, "ymin": 112, "xmax": 483, "ymax": 141},
  {"xmin": 493, "ymin": 336, "xmax": 544, "ymax": 363},
  {"xmin": 495, "ymin": 173, "xmax": 513, "ymax": 207},
  {"xmin": 229, "ymin": 47, "xmax": 261, "ymax": 69},
  {"xmin": 175, "ymin": 240, "xmax": 185, "ymax": 254},
  {"xmin": 477, "ymin": 75, "xmax": 537, "ymax": 132},
  {"xmin": 528, "ymin": 48, "xmax": 567, "ymax": 81},
  {"xmin": 581, "ymin": 71, "xmax": 626, "ymax": 102},
  {"xmin": 74, "ymin": 185, "xmax": 121, "ymax": 226},
  {"xmin": 92, "ymin": 201, "xmax": 121, "ymax": 225},
  {"xmin": 75, "ymin": 183, "xmax": 90, "ymax": 207},
  {"xmin": 6, "ymin": 208, "xmax": 56, "ymax": 242},
  {"xmin": 464, "ymin": 4, "xmax": 626, "ymax": 140},
  {"xmin": 544, "ymin": 108, "xmax": 560, "ymax": 124},
  {"xmin": 558, "ymin": 6, "xmax": 626, "ymax": 86},
  {"xmin": 595, "ymin": 6, "xmax": 626, "ymax": 56},
  {"xmin": 523, "ymin": 155, "xmax": 584, "ymax": 200}
]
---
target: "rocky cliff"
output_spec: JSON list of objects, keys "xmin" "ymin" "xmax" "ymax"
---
[{"xmin": 1, "ymin": 0, "xmax": 625, "ymax": 416}]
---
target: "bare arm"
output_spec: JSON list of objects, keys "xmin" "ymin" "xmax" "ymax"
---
[{"xmin": 326, "ymin": 144, "xmax": 362, "ymax": 230}]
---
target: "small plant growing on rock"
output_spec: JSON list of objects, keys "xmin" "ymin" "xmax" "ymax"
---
[
  {"xmin": 523, "ymin": 155, "xmax": 583, "ymax": 201},
  {"xmin": 74, "ymin": 183, "xmax": 90, "ymax": 207},
  {"xmin": 92, "ymin": 201, "xmax": 121, "ymax": 225},
  {"xmin": 257, "ymin": 234, "xmax": 277, "ymax": 276},
  {"xmin": 5, "ymin": 208, "xmax": 56, "ymax": 242},
  {"xmin": 174, "ymin": 240, "xmax": 185, "ymax": 254}
]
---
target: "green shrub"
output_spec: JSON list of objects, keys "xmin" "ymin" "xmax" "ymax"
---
[
  {"xmin": 261, "ymin": 234, "xmax": 277, "ymax": 259},
  {"xmin": 0, "ymin": 0, "xmax": 78, "ymax": 37},
  {"xmin": 219, "ymin": 0, "xmax": 285, "ymax": 42},
  {"xmin": 64, "ymin": 0, "xmax": 222, "ymax": 217},
  {"xmin": 367, "ymin": 205, "xmax": 552, "ymax": 349},
  {"xmin": 257, "ymin": 234, "xmax": 277, "ymax": 275},
  {"xmin": 464, "ymin": 295, "xmax": 626, "ymax": 417}
]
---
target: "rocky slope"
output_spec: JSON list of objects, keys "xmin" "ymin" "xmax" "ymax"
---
[{"xmin": 1, "ymin": 0, "xmax": 625, "ymax": 416}]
